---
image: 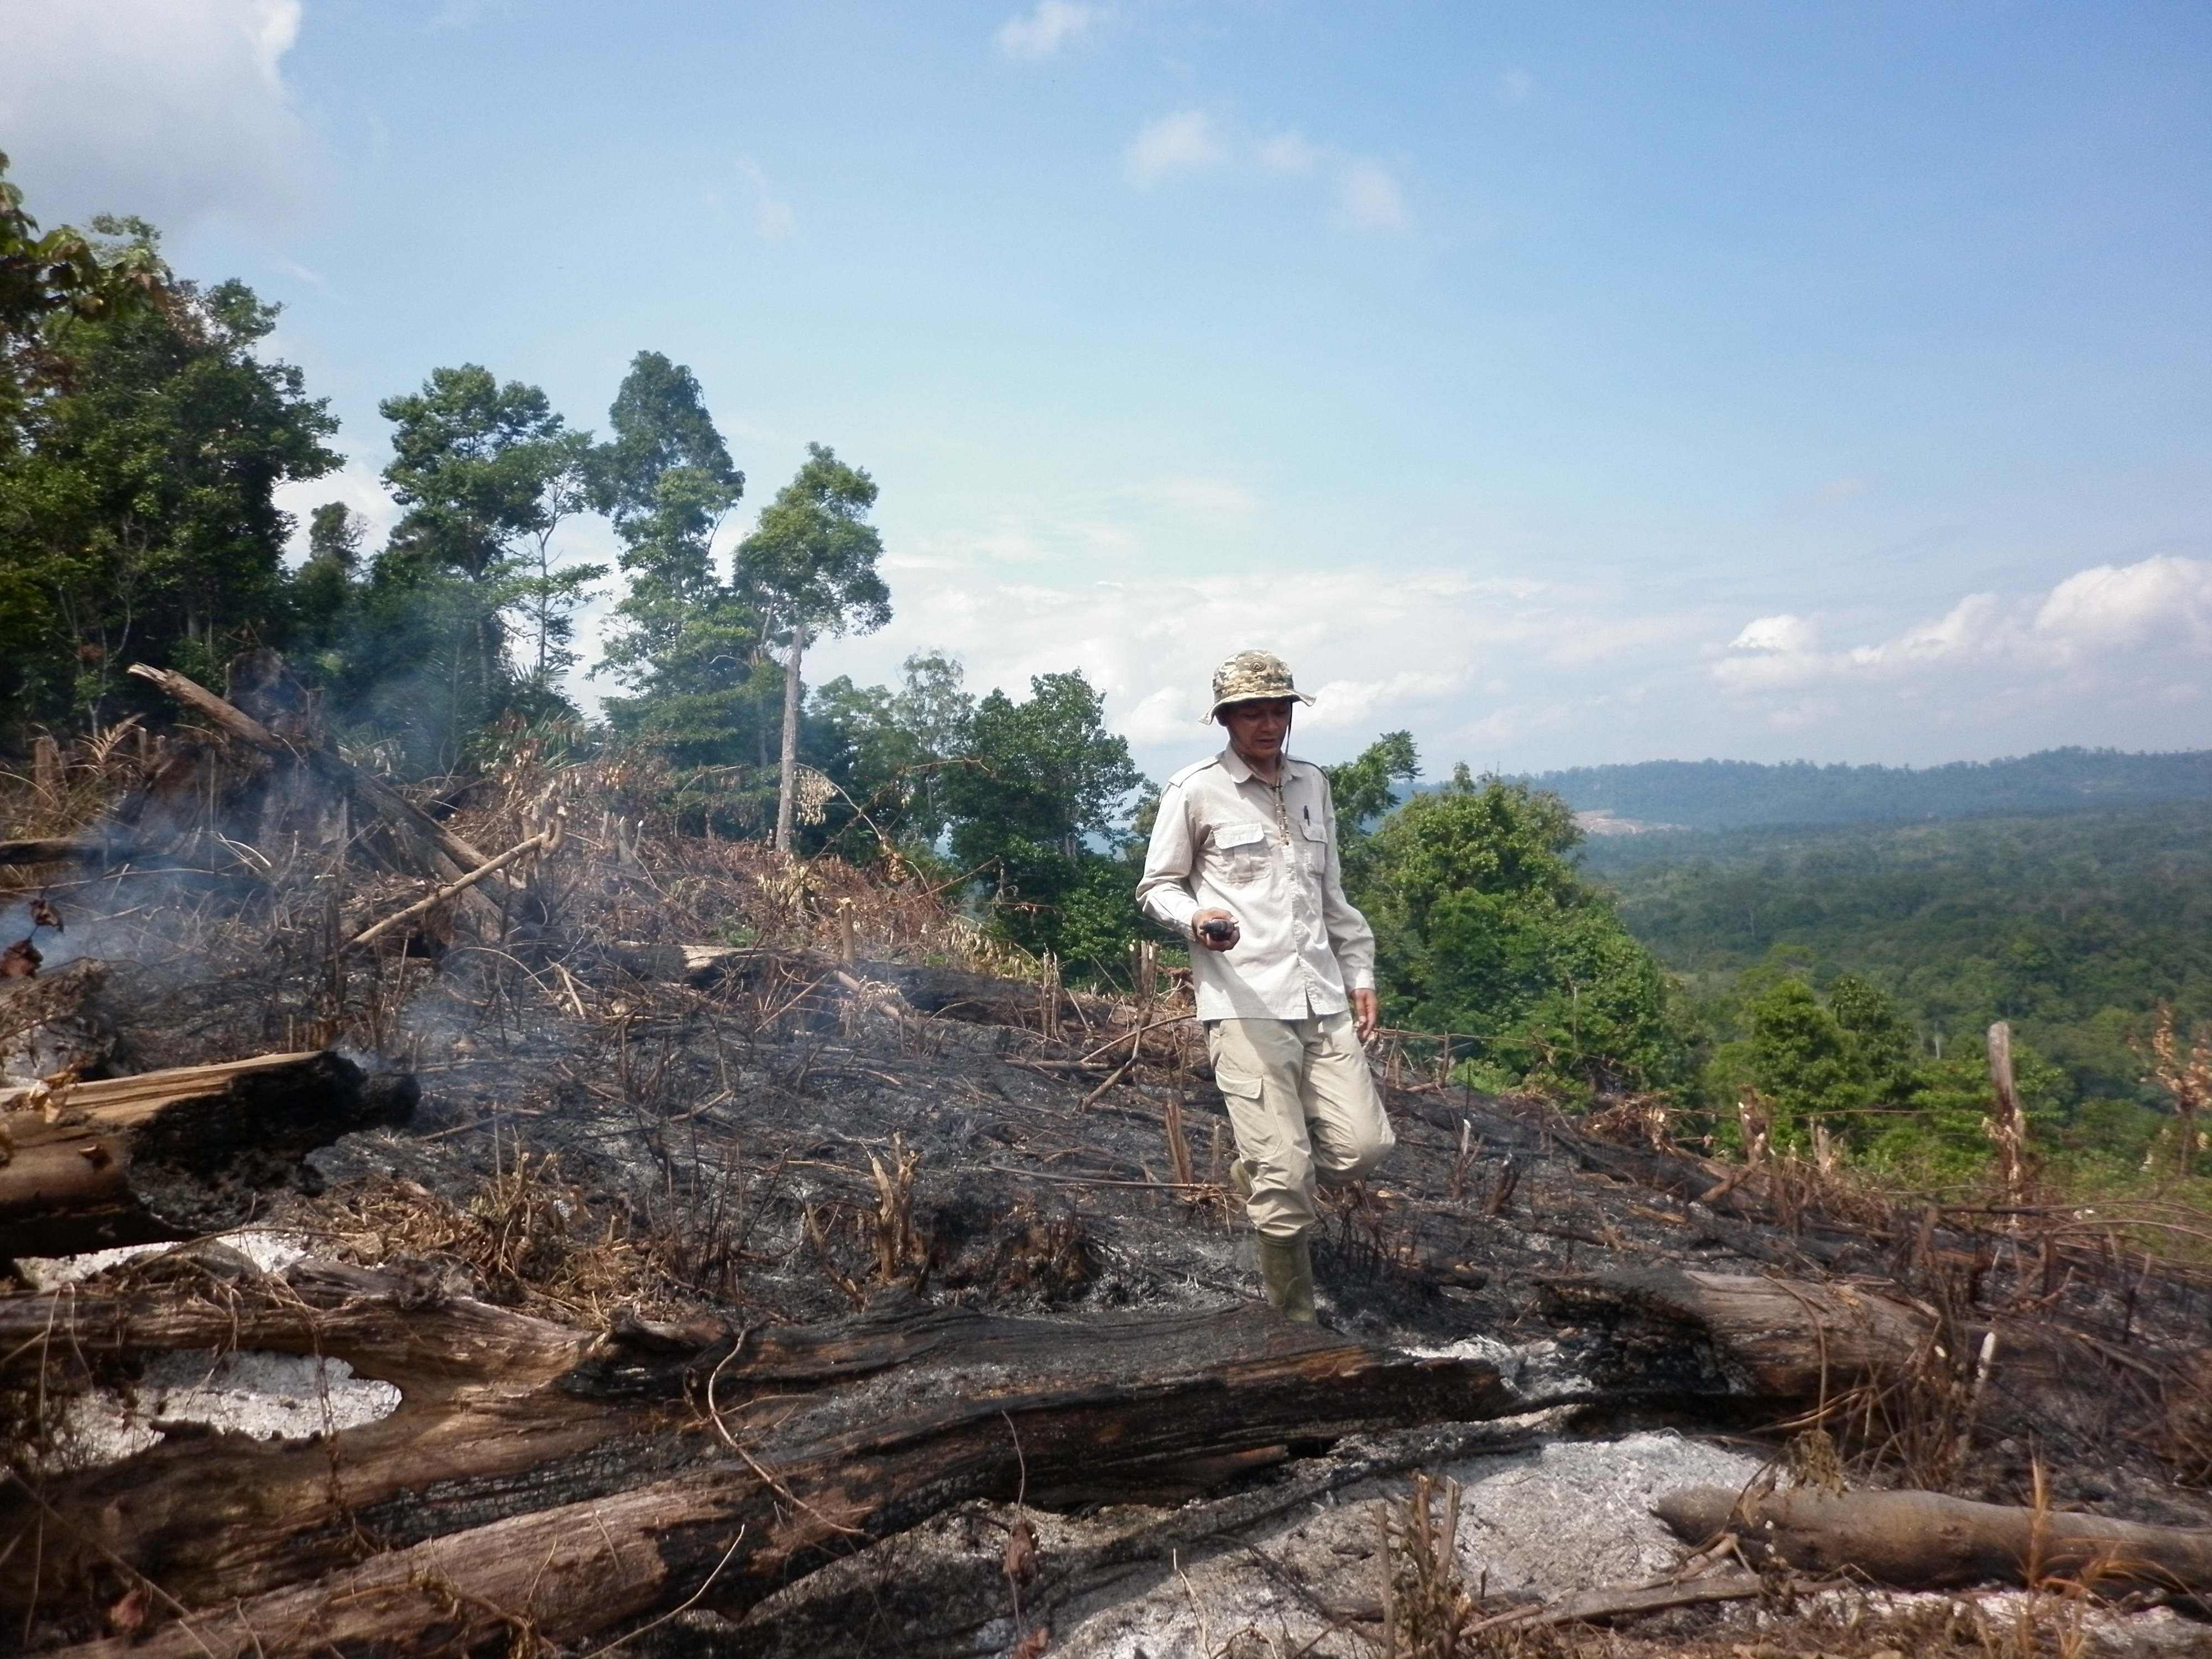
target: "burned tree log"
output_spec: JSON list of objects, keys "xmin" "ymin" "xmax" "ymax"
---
[
  {"xmin": 16, "ymin": 1282, "xmax": 1550, "ymax": 1655},
  {"xmin": 0, "ymin": 1052, "xmax": 416, "ymax": 1256},
  {"xmin": 1542, "ymin": 1266, "xmax": 1932, "ymax": 1402},
  {"xmin": 1657, "ymin": 1484, "xmax": 2212, "ymax": 1593}
]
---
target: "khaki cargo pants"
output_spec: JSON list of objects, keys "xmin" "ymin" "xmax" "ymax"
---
[{"xmin": 1207, "ymin": 1010, "xmax": 1395, "ymax": 1240}]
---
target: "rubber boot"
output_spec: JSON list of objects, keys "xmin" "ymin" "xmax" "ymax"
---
[{"xmin": 1256, "ymin": 1231, "xmax": 1317, "ymax": 1323}]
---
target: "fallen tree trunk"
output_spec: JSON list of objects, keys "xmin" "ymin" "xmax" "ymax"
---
[
  {"xmin": 17, "ymin": 1286, "xmax": 1550, "ymax": 1655},
  {"xmin": 1657, "ymin": 1484, "xmax": 2212, "ymax": 1593},
  {"xmin": 0, "ymin": 1051, "xmax": 416, "ymax": 1256},
  {"xmin": 1541, "ymin": 1266, "xmax": 1932, "ymax": 1402}
]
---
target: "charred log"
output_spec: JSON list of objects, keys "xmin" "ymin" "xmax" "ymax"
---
[
  {"xmin": 14, "ymin": 1281, "xmax": 1547, "ymax": 1655},
  {"xmin": 1657, "ymin": 1484, "xmax": 2212, "ymax": 1593},
  {"xmin": 0, "ymin": 1051, "xmax": 416, "ymax": 1257},
  {"xmin": 1541, "ymin": 1266, "xmax": 1931, "ymax": 1402}
]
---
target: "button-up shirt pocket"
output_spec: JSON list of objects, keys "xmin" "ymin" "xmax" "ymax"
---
[
  {"xmin": 1297, "ymin": 818, "xmax": 1329, "ymax": 873},
  {"xmin": 1208, "ymin": 820, "xmax": 1271, "ymax": 886}
]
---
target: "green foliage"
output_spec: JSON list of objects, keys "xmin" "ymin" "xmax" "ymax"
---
[
  {"xmin": 591, "ymin": 353, "xmax": 778, "ymax": 814},
  {"xmin": 731, "ymin": 444, "xmax": 890, "ymax": 647},
  {"xmin": 0, "ymin": 253, "xmax": 337, "ymax": 732},
  {"xmin": 937, "ymin": 670, "xmax": 1147, "ymax": 965},
  {"xmin": 1, "ymin": 156, "xmax": 168, "ymax": 444},
  {"xmin": 1349, "ymin": 764, "xmax": 1686, "ymax": 1098},
  {"xmin": 316, "ymin": 364, "xmax": 595, "ymax": 770},
  {"xmin": 811, "ymin": 650, "xmax": 973, "ymax": 854},
  {"xmin": 1588, "ymin": 804, "xmax": 2212, "ymax": 1114}
]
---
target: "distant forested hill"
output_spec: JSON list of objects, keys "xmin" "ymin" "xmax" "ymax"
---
[
  {"xmin": 1527, "ymin": 748, "xmax": 2212, "ymax": 830},
  {"xmin": 1583, "ymin": 803, "xmax": 2212, "ymax": 1110}
]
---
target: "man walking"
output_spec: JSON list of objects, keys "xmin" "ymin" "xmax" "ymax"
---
[{"xmin": 1136, "ymin": 651, "xmax": 1396, "ymax": 1322}]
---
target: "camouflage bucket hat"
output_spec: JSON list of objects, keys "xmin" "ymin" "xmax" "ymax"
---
[{"xmin": 1207, "ymin": 650, "xmax": 1315, "ymax": 722}]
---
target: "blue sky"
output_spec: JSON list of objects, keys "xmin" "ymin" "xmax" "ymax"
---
[{"xmin": 4, "ymin": 0, "xmax": 2209, "ymax": 781}]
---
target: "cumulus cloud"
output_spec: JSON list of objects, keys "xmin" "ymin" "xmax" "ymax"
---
[
  {"xmin": 1713, "ymin": 556, "xmax": 2212, "ymax": 698},
  {"xmin": 996, "ymin": 0, "xmax": 1107, "ymax": 61},
  {"xmin": 0, "ymin": 0, "xmax": 314, "ymax": 232},
  {"xmin": 1125, "ymin": 111, "xmax": 1410, "ymax": 234}
]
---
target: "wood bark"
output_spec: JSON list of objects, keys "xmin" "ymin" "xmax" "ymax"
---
[
  {"xmin": 13, "ymin": 1279, "xmax": 1545, "ymax": 1655},
  {"xmin": 1656, "ymin": 1484, "xmax": 2212, "ymax": 1593},
  {"xmin": 0, "ymin": 1051, "xmax": 417, "ymax": 1257},
  {"xmin": 1541, "ymin": 1266, "xmax": 1932, "ymax": 1402}
]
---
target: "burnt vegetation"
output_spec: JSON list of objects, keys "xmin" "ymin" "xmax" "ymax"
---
[{"xmin": 0, "ymin": 674, "xmax": 2209, "ymax": 1659}]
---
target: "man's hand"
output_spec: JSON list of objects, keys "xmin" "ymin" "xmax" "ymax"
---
[
  {"xmin": 1191, "ymin": 909, "xmax": 1240, "ymax": 952},
  {"xmin": 1352, "ymin": 988, "xmax": 1379, "ymax": 1042}
]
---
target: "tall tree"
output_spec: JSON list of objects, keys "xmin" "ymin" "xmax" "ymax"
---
[
  {"xmin": 1351, "ymin": 766, "xmax": 1687, "ymax": 1097},
  {"xmin": 732, "ymin": 444, "xmax": 891, "ymax": 851},
  {"xmin": 353, "ymin": 366, "xmax": 593, "ymax": 766},
  {"xmin": 588, "ymin": 352, "xmax": 773, "ymax": 803}
]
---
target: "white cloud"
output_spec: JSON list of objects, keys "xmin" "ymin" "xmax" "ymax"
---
[
  {"xmin": 1496, "ymin": 67, "xmax": 1536, "ymax": 104},
  {"xmin": 995, "ymin": 0, "xmax": 1107, "ymax": 62},
  {"xmin": 1713, "ymin": 556, "xmax": 2212, "ymax": 702},
  {"xmin": 1123, "ymin": 111, "xmax": 1230, "ymax": 189},
  {"xmin": 1729, "ymin": 614, "xmax": 1816, "ymax": 654},
  {"xmin": 732, "ymin": 156, "xmax": 797, "ymax": 239},
  {"xmin": 273, "ymin": 447, "xmax": 398, "ymax": 562},
  {"xmin": 1124, "ymin": 112, "xmax": 1410, "ymax": 235},
  {"xmin": 0, "ymin": 0, "xmax": 313, "ymax": 233},
  {"xmin": 2033, "ymin": 554, "xmax": 2212, "ymax": 657},
  {"xmin": 1814, "ymin": 477, "xmax": 1870, "ymax": 506}
]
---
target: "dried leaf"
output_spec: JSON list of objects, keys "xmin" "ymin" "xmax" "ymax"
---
[
  {"xmin": 1003, "ymin": 1513, "xmax": 1040, "ymax": 1584},
  {"xmin": 28, "ymin": 896, "xmax": 61, "ymax": 933},
  {"xmin": 108, "ymin": 1585, "xmax": 149, "ymax": 1635},
  {"xmin": 1009, "ymin": 1626, "xmax": 1051, "ymax": 1658},
  {"xmin": 1, "ymin": 938, "xmax": 40, "ymax": 978}
]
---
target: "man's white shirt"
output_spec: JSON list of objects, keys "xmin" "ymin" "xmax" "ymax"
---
[{"xmin": 1136, "ymin": 747, "xmax": 1378, "ymax": 1022}]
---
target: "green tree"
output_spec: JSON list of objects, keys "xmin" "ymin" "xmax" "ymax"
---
[
  {"xmin": 811, "ymin": 649, "xmax": 974, "ymax": 857},
  {"xmin": 352, "ymin": 365, "xmax": 596, "ymax": 763},
  {"xmin": 940, "ymin": 670, "xmax": 1147, "ymax": 964},
  {"xmin": 591, "ymin": 353, "xmax": 774, "ymax": 808},
  {"xmin": 1, "ymin": 155, "xmax": 166, "ymax": 445},
  {"xmin": 0, "ymin": 248, "xmax": 337, "ymax": 733},
  {"xmin": 1354, "ymin": 769, "xmax": 1686, "ymax": 1097},
  {"xmin": 732, "ymin": 444, "xmax": 891, "ymax": 852}
]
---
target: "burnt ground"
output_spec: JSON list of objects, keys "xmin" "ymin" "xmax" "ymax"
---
[{"xmin": 8, "ymin": 815, "xmax": 2212, "ymax": 1658}]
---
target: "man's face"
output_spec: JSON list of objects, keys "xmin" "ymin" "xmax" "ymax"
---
[{"xmin": 1222, "ymin": 698, "xmax": 1293, "ymax": 763}]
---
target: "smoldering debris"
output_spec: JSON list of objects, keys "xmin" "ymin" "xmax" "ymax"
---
[{"xmin": 3, "ymin": 671, "xmax": 2211, "ymax": 1658}]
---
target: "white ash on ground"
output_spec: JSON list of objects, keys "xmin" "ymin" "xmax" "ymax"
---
[{"xmin": 1048, "ymin": 1431, "xmax": 1766, "ymax": 1659}]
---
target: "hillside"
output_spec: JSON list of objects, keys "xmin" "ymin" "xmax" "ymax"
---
[
  {"xmin": 1527, "ymin": 747, "xmax": 2212, "ymax": 830},
  {"xmin": 1582, "ymin": 802, "xmax": 2212, "ymax": 1109}
]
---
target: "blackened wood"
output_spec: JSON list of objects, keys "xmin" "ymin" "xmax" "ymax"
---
[
  {"xmin": 33, "ymin": 1298, "xmax": 1538, "ymax": 1657},
  {"xmin": 0, "ymin": 1051, "xmax": 416, "ymax": 1256},
  {"xmin": 1541, "ymin": 1266, "xmax": 1930, "ymax": 1401}
]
